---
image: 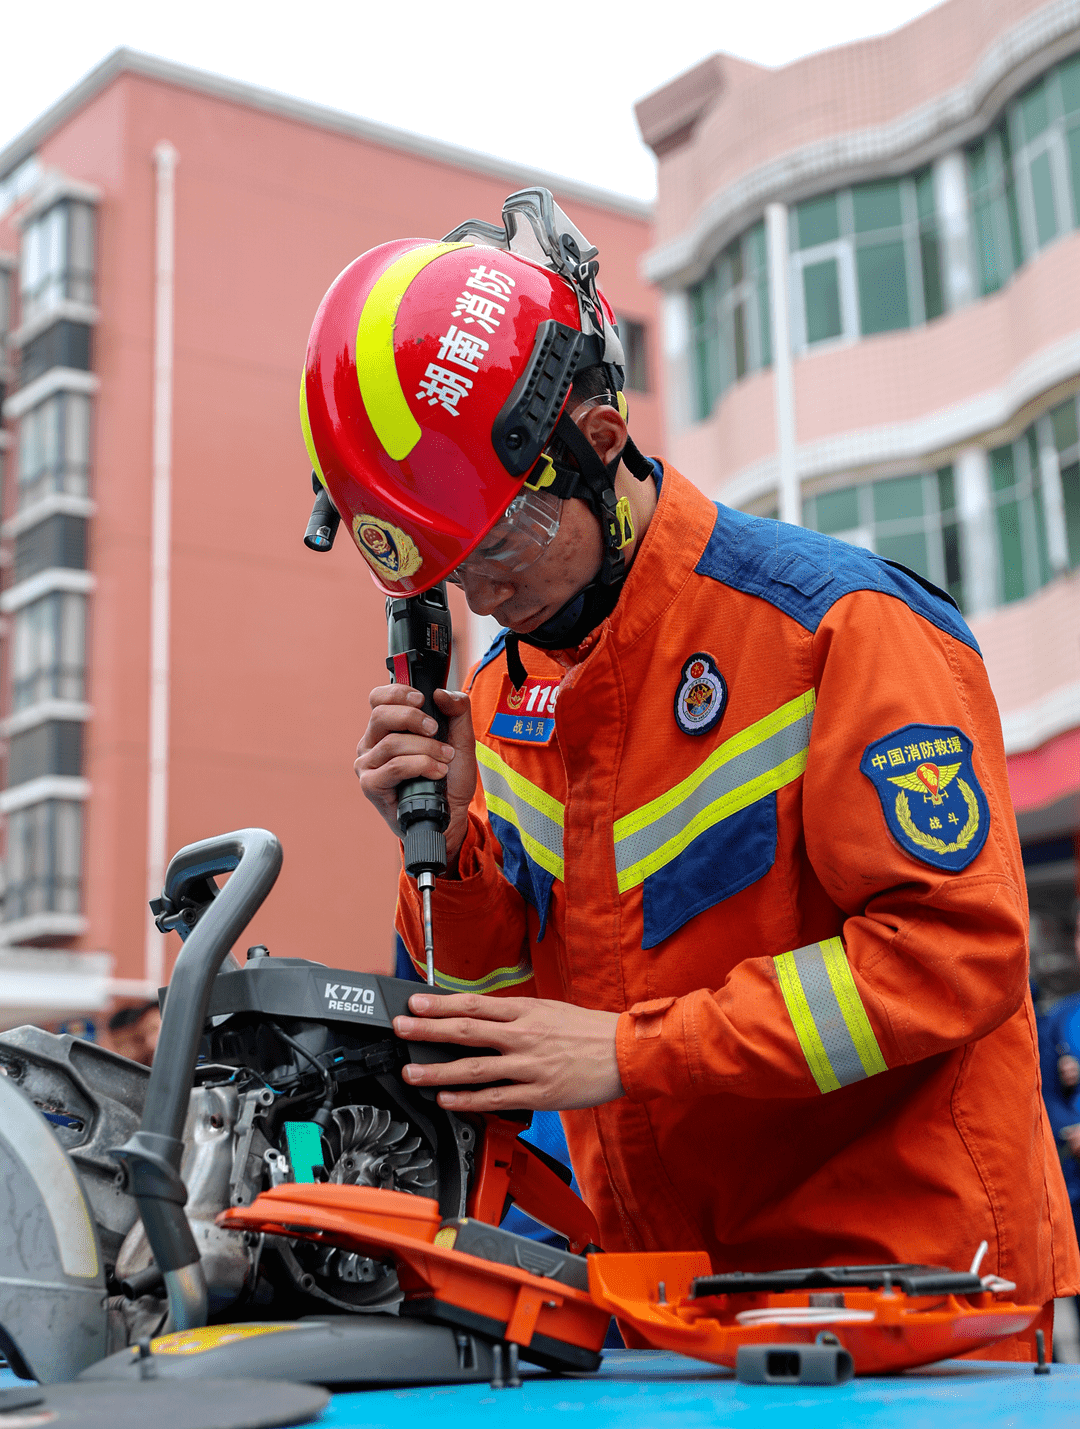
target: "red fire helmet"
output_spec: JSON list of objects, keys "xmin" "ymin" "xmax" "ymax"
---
[{"xmin": 300, "ymin": 223, "xmax": 622, "ymax": 595}]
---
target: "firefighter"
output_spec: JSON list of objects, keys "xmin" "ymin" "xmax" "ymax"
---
[{"xmin": 300, "ymin": 191, "xmax": 1079, "ymax": 1355}]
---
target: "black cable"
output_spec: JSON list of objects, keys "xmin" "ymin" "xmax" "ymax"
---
[{"xmin": 274, "ymin": 1026, "xmax": 335, "ymax": 1130}]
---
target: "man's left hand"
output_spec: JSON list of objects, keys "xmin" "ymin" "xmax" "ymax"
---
[{"xmin": 394, "ymin": 994, "xmax": 624, "ymax": 1112}]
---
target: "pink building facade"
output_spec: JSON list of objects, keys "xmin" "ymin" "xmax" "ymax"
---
[
  {"xmin": 0, "ymin": 51, "xmax": 661, "ymax": 1026},
  {"xmin": 638, "ymin": 0, "xmax": 1080, "ymax": 995}
]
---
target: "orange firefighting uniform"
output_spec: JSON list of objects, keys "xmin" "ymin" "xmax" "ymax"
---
[{"xmin": 397, "ymin": 463, "xmax": 1079, "ymax": 1335}]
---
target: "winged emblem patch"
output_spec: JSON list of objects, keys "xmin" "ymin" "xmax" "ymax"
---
[{"xmin": 860, "ymin": 725, "xmax": 990, "ymax": 872}]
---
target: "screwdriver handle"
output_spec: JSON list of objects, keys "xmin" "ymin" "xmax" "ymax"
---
[{"xmin": 386, "ymin": 585, "xmax": 452, "ymax": 878}]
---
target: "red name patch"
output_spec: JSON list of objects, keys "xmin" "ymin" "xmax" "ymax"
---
[{"xmin": 488, "ymin": 677, "xmax": 561, "ymax": 744}]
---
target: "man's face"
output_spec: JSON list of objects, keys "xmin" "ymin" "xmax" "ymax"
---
[{"xmin": 453, "ymin": 495, "xmax": 602, "ymax": 632}]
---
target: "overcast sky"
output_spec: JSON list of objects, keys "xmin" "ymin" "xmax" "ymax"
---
[{"xmin": 1, "ymin": 0, "xmax": 945, "ymax": 202}]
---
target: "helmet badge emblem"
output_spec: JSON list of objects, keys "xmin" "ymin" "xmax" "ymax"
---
[{"xmin": 353, "ymin": 514, "xmax": 422, "ymax": 581}]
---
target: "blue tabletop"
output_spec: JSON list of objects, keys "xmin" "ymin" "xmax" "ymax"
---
[{"xmin": 320, "ymin": 1350, "xmax": 1080, "ymax": 1429}]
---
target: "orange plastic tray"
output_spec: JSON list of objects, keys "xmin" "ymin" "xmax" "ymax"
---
[{"xmin": 586, "ymin": 1252, "xmax": 1040, "ymax": 1375}]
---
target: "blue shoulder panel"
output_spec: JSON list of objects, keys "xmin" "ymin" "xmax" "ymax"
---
[
  {"xmin": 695, "ymin": 506, "xmax": 980, "ymax": 656},
  {"xmin": 467, "ymin": 627, "xmax": 509, "ymax": 689}
]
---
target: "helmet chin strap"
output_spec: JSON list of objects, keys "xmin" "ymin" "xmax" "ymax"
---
[{"xmin": 503, "ymin": 412, "xmax": 654, "ymax": 689}]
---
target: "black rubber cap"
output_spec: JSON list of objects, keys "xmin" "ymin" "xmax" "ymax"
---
[{"xmin": 404, "ymin": 823, "xmax": 447, "ymax": 877}]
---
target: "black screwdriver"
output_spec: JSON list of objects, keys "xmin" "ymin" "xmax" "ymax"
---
[{"xmin": 386, "ymin": 585, "xmax": 453, "ymax": 985}]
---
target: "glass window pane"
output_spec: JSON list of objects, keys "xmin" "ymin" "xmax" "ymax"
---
[
  {"xmin": 856, "ymin": 240, "xmax": 910, "ymax": 334},
  {"xmin": 972, "ymin": 198, "xmax": 1004, "ymax": 295},
  {"xmin": 1067, "ymin": 125, "xmax": 1080, "ymax": 228},
  {"xmin": 920, "ymin": 229, "xmax": 944, "ymax": 321},
  {"xmin": 757, "ymin": 275, "xmax": 771, "ymax": 368},
  {"xmin": 1030, "ymin": 150, "xmax": 1058, "ymax": 246},
  {"xmin": 1061, "ymin": 460, "xmax": 1080, "ymax": 566},
  {"xmin": 968, "ymin": 140, "xmax": 990, "ymax": 195},
  {"xmin": 1061, "ymin": 55, "xmax": 1080, "ymax": 115},
  {"xmin": 803, "ymin": 259, "xmax": 842, "ymax": 343},
  {"xmin": 1020, "ymin": 80, "xmax": 1050, "ymax": 142},
  {"xmin": 990, "ymin": 444, "xmax": 1016, "ymax": 492},
  {"xmin": 996, "ymin": 500, "xmax": 1026, "ymax": 601},
  {"xmin": 1052, "ymin": 397, "xmax": 1079, "ymax": 455},
  {"xmin": 733, "ymin": 303, "xmax": 747, "ymax": 380},
  {"xmin": 853, "ymin": 180, "xmax": 903, "ymax": 233},
  {"xmin": 942, "ymin": 520, "xmax": 963, "ymax": 604},
  {"xmin": 877, "ymin": 530, "xmax": 930, "ymax": 579},
  {"xmin": 747, "ymin": 221, "xmax": 767, "ymax": 272},
  {"xmin": 873, "ymin": 473, "xmax": 925, "ymax": 523},
  {"xmin": 937, "ymin": 466, "xmax": 956, "ymax": 513},
  {"xmin": 797, "ymin": 194, "xmax": 839, "ymax": 249},
  {"xmin": 914, "ymin": 168, "xmax": 935, "ymax": 221},
  {"xmin": 814, "ymin": 487, "xmax": 860, "ymax": 534}
]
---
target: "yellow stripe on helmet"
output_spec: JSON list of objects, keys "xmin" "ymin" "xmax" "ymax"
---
[
  {"xmin": 299, "ymin": 370, "xmax": 326, "ymax": 487},
  {"xmin": 356, "ymin": 242, "xmax": 470, "ymax": 462}
]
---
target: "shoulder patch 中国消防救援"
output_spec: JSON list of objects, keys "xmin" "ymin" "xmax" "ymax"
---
[
  {"xmin": 860, "ymin": 724, "xmax": 990, "ymax": 872},
  {"xmin": 674, "ymin": 653, "xmax": 727, "ymax": 737}
]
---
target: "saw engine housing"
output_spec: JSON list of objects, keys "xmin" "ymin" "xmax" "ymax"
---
[{"xmin": 113, "ymin": 958, "xmax": 479, "ymax": 1321}]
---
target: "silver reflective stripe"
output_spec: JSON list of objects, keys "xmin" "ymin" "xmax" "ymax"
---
[
  {"xmin": 476, "ymin": 742, "xmax": 564, "ymax": 880},
  {"xmin": 613, "ymin": 692, "xmax": 815, "ymax": 893},
  {"xmin": 789, "ymin": 943, "xmax": 866, "ymax": 1088},
  {"xmin": 775, "ymin": 937, "xmax": 889, "ymax": 1095}
]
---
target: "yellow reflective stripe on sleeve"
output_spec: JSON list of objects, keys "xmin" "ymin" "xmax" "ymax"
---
[
  {"xmin": 409, "ymin": 953, "xmax": 534, "ymax": 995},
  {"xmin": 356, "ymin": 242, "xmax": 469, "ymax": 461},
  {"xmin": 820, "ymin": 938, "xmax": 890, "ymax": 1078},
  {"xmin": 475, "ymin": 742, "xmax": 565, "ymax": 881},
  {"xmin": 613, "ymin": 690, "xmax": 815, "ymax": 893},
  {"xmin": 775, "ymin": 938, "xmax": 889, "ymax": 1093}
]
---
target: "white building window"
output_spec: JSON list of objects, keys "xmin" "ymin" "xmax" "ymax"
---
[
  {"xmin": 17, "ymin": 391, "xmax": 91, "ymax": 508},
  {"xmin": 790, "ymin": 171, "xmax": 943, "ymax": 351},
  {"xmin": 990, "ymin": 431, "xmax": 1051, "ymax": 604},
  {"xmin": 20, "ymin": 199, "xmax": 95, "ymax": 327},
  {"xmin": 1010, "ymin": 57, "xmax": 1080, "ymax": 257},
  {"xmin": 11, "ymin": 593, "xmax": 86, "ymax": 711},
  {"xmin": 5, "ymin": 800, "xmax": 82, "ymax": 919},
  {"xmin": 1050, "ymin": 393, "xmax": 1080, "ymax": 568},
  {"xmin": 967, "ymin": 53, "xmax": 1080, "ymax": 292},
  {"xmin": 688, "ymin": 220, "xmax": 770, "ymax": 419}
]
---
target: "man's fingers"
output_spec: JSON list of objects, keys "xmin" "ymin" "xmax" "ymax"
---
[
  {"xmin": 402, "ymin": 1053, "xmax": 524, "ymax": 1087},
  {"xmin": 361, "ymin": 731, "xmax": 455, "ymax": 773},
  {"xmin": 369, "ymin": 683, "xmax": 425, "ymax": 711},
  {"xmin": 405, "ymin": 993, "xmax": 523, "ymax": 1021},
  {"xmin": 358, "ymin": 703, "xmax": 443, "ymax": 755},
  {"xmin": 393, "ymin": 1014, "xmax": 512, "ymax": 1047},
  {"xmin": 435, "ymin": 1084, "xmax": 540, "ymax": 1113}
]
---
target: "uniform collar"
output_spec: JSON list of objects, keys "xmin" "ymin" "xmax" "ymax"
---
[{"xmin": 602, "ymin": 462, "xmax": 717, "ymax": 653}]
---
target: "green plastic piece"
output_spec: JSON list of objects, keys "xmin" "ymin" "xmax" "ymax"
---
[{"xmin": 284, "ymin": 1121, "xmax": 325, "ymax": 1184}]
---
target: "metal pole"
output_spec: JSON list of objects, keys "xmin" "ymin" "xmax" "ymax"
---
[{"xmin": 144, "ymin": 141, "xmax": 178, "ymax": 988}]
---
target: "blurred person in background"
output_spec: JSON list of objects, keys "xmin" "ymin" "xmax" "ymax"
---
[
  {"xmin": 1042, "ymin": 913, "xmax": 1080, "ymax": 1228},
  {"xmin": 1039, "ymin": 908, "xmax": 1080, "ymax": 1354},
  {"xmin": 101, "ymin": 999, "xmax": 161, "ymax": 1066}
]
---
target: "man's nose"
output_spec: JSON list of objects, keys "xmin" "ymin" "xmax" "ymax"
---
[{"xmin": 460, "ymin": 570, "xmax": 514, "ymax": 616}]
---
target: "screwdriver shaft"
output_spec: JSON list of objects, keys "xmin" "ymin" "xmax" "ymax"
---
[{"xmin": 419, "ymin": 871, "xmax": 436, "ymax": 986}]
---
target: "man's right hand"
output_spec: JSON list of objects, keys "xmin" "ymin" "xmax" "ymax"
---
[{"xmin": 354, "ymin": 686, "xmax": 477, "ymax": 866}]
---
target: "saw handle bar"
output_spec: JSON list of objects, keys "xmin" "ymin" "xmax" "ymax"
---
[{"xmin": 112, "ymin": 828, "xmax": 283, "ymax": 1330}]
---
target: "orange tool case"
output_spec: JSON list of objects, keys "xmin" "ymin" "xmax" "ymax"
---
[{"xmin": 220, "ymin": 1182, "xmax": 1038, "ymax": 1376}]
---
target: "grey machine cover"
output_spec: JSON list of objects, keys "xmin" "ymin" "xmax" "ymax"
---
[{"xmin": 0, "ymin": 1071, "xmax": 107, "ymax": 1381}]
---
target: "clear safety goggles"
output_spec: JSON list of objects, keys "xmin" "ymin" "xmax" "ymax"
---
[
  {"xmin": 448, "ymin": 487, "xmax": 563, "ymax": 585},
  {"xmin": 446, "ymin": 393, "xmax": 617, "ymax": 586}
]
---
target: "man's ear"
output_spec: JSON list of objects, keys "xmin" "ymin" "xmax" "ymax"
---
[{"xmin": 576, "ymin": 405, "xmax": 628, "ymax": 467}]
